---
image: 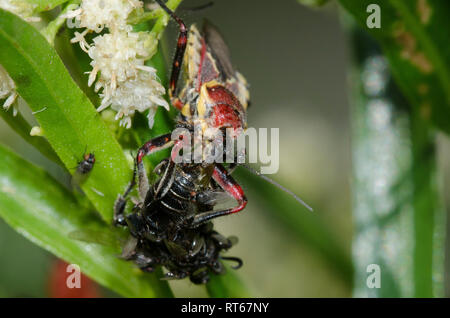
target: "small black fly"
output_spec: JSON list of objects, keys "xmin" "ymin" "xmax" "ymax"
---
[{"xmin": 77, "ymin": 153, "xmax": 95, "ymax": 175}]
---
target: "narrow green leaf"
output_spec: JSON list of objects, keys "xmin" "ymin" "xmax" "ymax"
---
[
  {"xmin": 0, "ymin": 143, "xmax": 173, "ymax": 298},
  {"xmin": 0, "ymin": 9, "xmax": 130, "ymax": 222},
  {"xmin": 339, "ymin": 0, "xmax": 450, "ymax": 135}
]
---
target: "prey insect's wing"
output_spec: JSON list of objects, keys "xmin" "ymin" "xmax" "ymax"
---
[{"xmin": 196, "ymin": 190, "xmax": 234, "ymax": 206}]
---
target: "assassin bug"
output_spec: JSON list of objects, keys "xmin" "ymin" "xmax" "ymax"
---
[{"xmin": 113, "ymin": 0, "xmax": 250, "ymax": 283}]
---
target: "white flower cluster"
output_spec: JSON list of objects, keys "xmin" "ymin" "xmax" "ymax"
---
[
  {"xmin": 66, "ymin": 0, "xmax": 168, "ymax": 128},
  {"xmin": 0, "ymin": 0, "xmax": 40, "ymax": 22},
  {"xmin": 69, "ymin": 0, "xmax": 141, "ymax": 33},
  {"xmin": 0, "ymin": 65, "xmax": 18, "ymax": 116}
]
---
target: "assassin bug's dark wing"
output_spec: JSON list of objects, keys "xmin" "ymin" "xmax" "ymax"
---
[
  {"xmin": 202, "ymin": 20, "xmax": 235, "ymax": 81},
  {"xmin": 201, "ymin": 21, "xmax": 250, "ymax": 109},
  {"xmin": 182, "ymin": 21, "xmax": 250, "ymax": 108}
]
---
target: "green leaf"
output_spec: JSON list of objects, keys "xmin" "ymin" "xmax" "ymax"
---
[
  {"xmin": 339, "ymin": 0, "xmax": 450, "ymax": 135},
  {"xmin": 0, "ymin": 9, "xmax": 130, "ymax": 222},
  {"xmin": 0, "ymin": 143, "xmax": 173, "ymax": 297}
]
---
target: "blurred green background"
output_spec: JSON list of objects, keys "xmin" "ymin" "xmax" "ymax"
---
[{"xmin": 0, "ymin": 0, "xmax": 448, "ymax": 297}]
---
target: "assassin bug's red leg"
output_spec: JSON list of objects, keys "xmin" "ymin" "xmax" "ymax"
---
[
  {"xmin": 155, "ymin": 0, "xmax": 187, "ymax": 110},
  {"xmin": 114, "ymin": 134, "xmax": 173, "ymax": 225},
  {"xmin": 190, "ymin": 164, "xmax": 247, "ymax": 228},
  {"xmin": 137, "ymin": 133, "xmax": 173, "ymax": 164}
]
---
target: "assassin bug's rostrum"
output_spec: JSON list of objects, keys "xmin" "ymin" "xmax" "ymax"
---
[{"xmin": 113, "ymin": 0, "xmax": 251, "ymax": 284}]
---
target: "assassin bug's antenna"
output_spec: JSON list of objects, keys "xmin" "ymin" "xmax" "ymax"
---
[
  {"xmin": 155, "ymin": 0, "xmax": 187, "ymax": 109},
  {"xmin": 241, "ymin": 164, "xmax": 314, "ymax": 212},
  {"xmin": 182, "ymin": 1, "xmax": 214, "ymax": 12}
]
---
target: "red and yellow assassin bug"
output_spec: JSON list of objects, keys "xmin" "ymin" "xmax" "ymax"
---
[{"xmin": 113, "ymin": 0, "xmax": 251, "ymax": 283}]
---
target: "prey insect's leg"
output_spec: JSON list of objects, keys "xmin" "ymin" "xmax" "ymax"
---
[
  {"xmin": 114, "ymin": 134, "xmax": 173, "ymax": 226},
  {"xmin": 155, "ymin": 0, "xmax": 187, "ymax": 110},
  {"xmin": 153, "ymin": 159, "xmax": 176, "ymax": 199},
  {"xmin": 190, "ymin": 164, "xmax": 247, "ymax": 228},
  {"xmin": 220, "ymin": 256, "xmax": 243, "ymax": 270},
  {"xmin": 114, "ymin": 161, "xmax": 138, "ymax": 226}
]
